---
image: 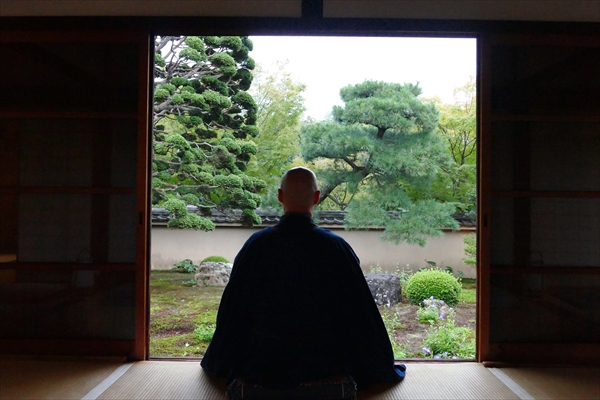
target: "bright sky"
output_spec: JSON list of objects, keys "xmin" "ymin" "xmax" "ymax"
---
[{"xmin": 249, "ymin": 36, "xmax": 477, "ymax": 121}]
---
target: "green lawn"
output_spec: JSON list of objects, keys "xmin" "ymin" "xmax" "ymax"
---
[
  {"xmin": 460, "ymin": 278, "xmax": 477, "ymax": 304},
  {"xmin": 150, "ymin": 271, "xmax": 223, "ymax": 357}
]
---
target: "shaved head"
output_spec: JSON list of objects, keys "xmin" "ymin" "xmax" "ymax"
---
[{"xmin": 278, "ymin": 167, "xmax": 320, "ymax": 214}]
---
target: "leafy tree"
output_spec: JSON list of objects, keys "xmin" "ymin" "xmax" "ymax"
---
[
  {"xmin": 153, "ymin": 36, "xmax": 265, "ymax": 229},
  {"xmin": 300, "ymin": 80, "xmax": 458, "ymax": 246},
  {"xmin": 246, "ymin": 61, "xmax": 307, "ymax": 210},
  {"xmin": 433, "ymin": 77, "xmax": 477, "ymax": 217}
]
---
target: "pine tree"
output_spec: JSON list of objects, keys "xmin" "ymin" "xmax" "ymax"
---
[
  {"xmin": 300, "ymin": 80, "xmax": 458, "ymax": 246},
  {"xmin": 153, "ymin": 36, "xmax": 265, "ymax": 229}
]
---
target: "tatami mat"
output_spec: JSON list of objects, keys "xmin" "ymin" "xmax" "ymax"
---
[
  {"xmin": 361, "ymin": 363, "xmax": 520, "ymax": 399},
  {"xmin": 97, "ymin": 361, "xmax": 520, "ymax": 400},
  {"xmin": 498, "ymin": 367, "xmax": 600, "ymax": 400},
  {"xmin": 3, "ymin": 358, "xmax": 599, "ymax": 399},
  {"xmin": 0, "ymin": 358, "xmax": 123, "ymax": 399},
  {"xmin": 97, "ymin": 361, "xmax": 227, "ymax": 400},
  {"xmin": 92, "ymin": 362, "xmax": 600, "ymax": 400}
]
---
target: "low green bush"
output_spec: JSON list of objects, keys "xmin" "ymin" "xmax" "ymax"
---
[
  {"xmin": 194, "ymin": 324, "xmax": 216, "ymax": 342},
  {"xmin": 201, "ymin": 255, "xmax": 230, "ymax": 263},
  {"xmin": 416, "ymin": 306, "xmax": 440, "ymax": 324},
  {"xmin": 182, "ymin": 279, "xmax": 197, "ymax": 287},
  {"xmin": 405, "ymin": 268, "xmax": 462, "ymax": 306},
  {"xmin": 422, "ymin": 312, "xmax": 475, "ymax": 359},
  {"xmin": 172, "ymin": 259, "xmax": 199, "ymax": 273}
]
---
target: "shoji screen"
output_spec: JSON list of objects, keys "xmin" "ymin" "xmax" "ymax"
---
[
  {"xmin": 480, "ymin": 34, "xmax": 599, "ymax": 364},
  {"xmin": 0, "ymin": 31, "xmax": 150, "ymax": 359}
]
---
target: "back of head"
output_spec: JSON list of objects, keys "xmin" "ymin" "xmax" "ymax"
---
[{"xmin": 278, "ymin": 167, "xmax": 319, "ymax": 214}]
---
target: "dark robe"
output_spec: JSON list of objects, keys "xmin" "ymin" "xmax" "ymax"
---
[{"xmin": 201, "ymin": 213, "xmax": 402, "ymax": 389}]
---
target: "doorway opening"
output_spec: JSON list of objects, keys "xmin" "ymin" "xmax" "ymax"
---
[{"xmin": 149, "ymin": 35, "xmax": 477, "ymax": 359}]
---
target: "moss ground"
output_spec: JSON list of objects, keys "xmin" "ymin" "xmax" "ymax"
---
[
  {"xmin": 150, "ymin": 270, "xmax": 477, "ymax": 359},
  {"xmin": 460, "ymin": 278, "xmax": 477, "ymax": 303},
  {"xmin": 150, "ymin": 271, "xmax": 224, "ymax": 357}
]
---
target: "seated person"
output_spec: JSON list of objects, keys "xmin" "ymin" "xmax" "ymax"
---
[{"xmin": 201, "ymin": 167, "xmax": 405, "ymax": 390}]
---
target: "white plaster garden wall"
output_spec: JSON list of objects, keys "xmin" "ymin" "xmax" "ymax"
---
[{"xmin": 151, "ymin": 225, "xmax": 477, "ymax": 279}]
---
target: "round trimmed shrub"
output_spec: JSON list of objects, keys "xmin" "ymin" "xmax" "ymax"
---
[
  {"xmin": 201, "ymin": 255, "xmax": 230, "ymax": 263},
  {"xmin": 405, "ymin": 268, "xmax": 462, "ymax": 307}
]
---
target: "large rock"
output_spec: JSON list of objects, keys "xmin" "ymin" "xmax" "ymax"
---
[
  {"xmin": 364, "ymin": 273, "xmax": 402, "ymax": 307},
  {"xmin": 195, "ymin": 262, "xmax": 233, "ymax": 287}
]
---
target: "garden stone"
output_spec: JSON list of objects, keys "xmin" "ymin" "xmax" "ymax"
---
[
  {"xmin": 195, "ymin": 262, "xmax": 233, "ymax": 287},
  {"xmin": 422, "ymin": 297, "xmax": 453, "ymax": 320},
  {"xmin": 364, "ymin": 273, "xmax": 402, "ymax": 306},
  {"xmin": 422, "ymin": 297, "xmax": 450, "ymax": 310}
]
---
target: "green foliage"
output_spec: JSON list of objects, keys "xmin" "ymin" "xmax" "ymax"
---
[
  {"xmin": 154, "ymin": 88, "xmax": 170, "ymax": 101},
  {"xmin": 232, "ymin": 90, "xmax": 257, "ymax": 111},
  {"xmin": 422, "ymin": 311, "xmax": 475, "ymax": 359},
  {"xmin": 153, "ymin": 36, "xmax": 265, "ymax": 229},
  {"xmin": 405, "ymin": 268, "xmax": 462, "ymax": 306},
  {"xmin": 167, "ymin": 212, "xmax": 216, "ymax": 231},
  {"xmin": 395, "ymin": 264, "xmax": 414, "ymax": 290},
  {"xmin": 463, "ymin": 233, "xmax": 476, "ymax": 266},
  {"xmin": 246, "ymin": 61, "xmax": 307, "ymax": 209},
  {"xmin": 163, "ymin": 198, "xmax": 188, "ymax": 214},
  {"xmin": 162, "ymin": 197, "xmax": 216, "ymax": 230},
  {"xmin": 194, "ymin": 324, "xmax": 216, "ymax": 342},
  {"xmin": 185, "ymin": 36, "xmax": 205, "ymax": 52},
  {"xmin": 211, "ymin": 53, "xmax": 236, "ymax": 68},
  {"xmin": 380, "ymin": 308, "xmax": 407, "ymax": 359},
  {"xmin": 391, "ymin": 339, "xmax": 408, "ymax": 359},
  {"xmin": 172, "ymin": 259, "xmax": 199, "ymax": 273},
  {"xmin": 369, "ymin": 263, "xmax": 383, "ymax": 273},
  {"xmin": 155, "ymin": 53, "xmax": 166, "ymax": 67},
  {"xmin": 299, "ymin": 80, "xmax": 458, "ymax": 246},
  {"xmin": 416, "ymin": 306, "xmax": 440, "ymax": 324},
  {"xmin": 201, "ymin": 255, "xmax": 230, "ymax": 263},
  {"xmin": 203, "ymin": 90, "xmax": 232, "ymax": 108},
  {"xmin": 432, "ymin": 77, "xmax": 477, "ymax": 216},
  {"xmin": 220, "ymin": 36, "xmax": 243, "ymax": 51},
  {"xmin": 179, "ymin": 47, "xmax": 204, "ymax": 62}
]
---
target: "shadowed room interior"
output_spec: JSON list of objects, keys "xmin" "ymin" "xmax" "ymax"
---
[{"xmin": 0, "ymin": 0, "xmax": 599, "ymax": 398}]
